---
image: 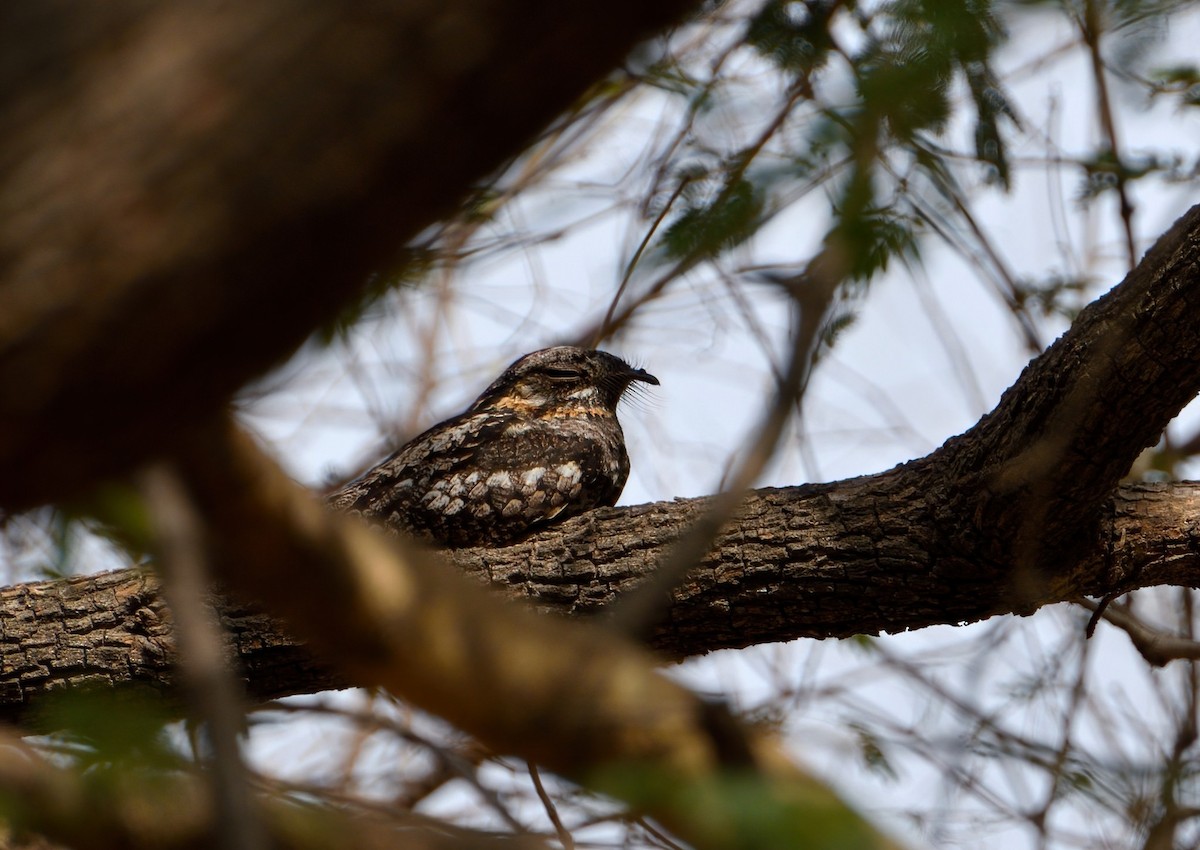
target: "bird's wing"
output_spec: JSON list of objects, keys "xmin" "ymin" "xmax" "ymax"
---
[
  {"xmin": 330, "ymin": 411, "xmax": 624, "ymax": 546},
  {"xmin": 328, "ymin": 409, "xmax": 514, "ymax": 514}
]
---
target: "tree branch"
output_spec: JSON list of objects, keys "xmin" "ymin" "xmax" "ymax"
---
[
  {"xmin": 0, "ymin": 479, "xmax": 1196, "ymax": 727},
  {"xmin": 148, "ymin": 416, "xmax": 888, "ymax": 850},
  {"xmin": 1078, "ymin": 597, "xmax": 1200, "ymax": 668},
  {"xmin": 0, "ymin": 728, "xmax": 545, "ymax": 850},
  {"xmin": 935, "ymin": 204, "xmax": 1200, "ymax": 581}
]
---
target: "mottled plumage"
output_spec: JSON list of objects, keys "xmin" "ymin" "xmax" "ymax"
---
[{"xmin": 330, "ymin": 347, "xmax": 658, "ymax": 547}]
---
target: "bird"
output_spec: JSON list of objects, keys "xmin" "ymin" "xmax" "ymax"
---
[{"xmin": 329, "ymin": 346, "xmax": 659, "ymax": 547}]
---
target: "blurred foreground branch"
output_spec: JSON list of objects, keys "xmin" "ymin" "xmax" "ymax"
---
[
  {"xmin": 152, "ymin": 416, "xmax": 892, "ymax": 850},
  {"xmin": 0, "ymin": 727, "xmax": 546, "ymax": 850},
  {"xmin": 3, "ymin": 3, "xmax": 1200, "ymax": 845},
  {"xmin": 0, "ymin": 0, "xmax": 699, "ymax": 509}
]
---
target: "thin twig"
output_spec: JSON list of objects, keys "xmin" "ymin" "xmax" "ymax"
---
[
  {"xmin": 634, "ymin": 816, "xmax": 690, "ymax": 850},
  {"xmin": 256, "ymin": 698, "xmax": 526, "ymax": 833},
  {"xmin": 1080, "ymin": 0, "xmax": 1138, "ymax": 271},
  {"xmin": 528, "ymin": 762, "xmax": 575, "ymax": 850},
  {"xmin": 1084, "ymin": 590, "xmax": 1119, "ymax": 638},
  {"xmin": 1077, "ymin": 597, "xmax": 1200, "ymax": 667},
  {"xmin": 140, "ymin": 464, "xmax": 267, "ymax": 850},
  {"xmin": 606, "ymin": 247, "xmax": 843, "ymax": 636},
  {"xmin": 588, "ymin": 81, "xmax": 812, "ymax": 345}
]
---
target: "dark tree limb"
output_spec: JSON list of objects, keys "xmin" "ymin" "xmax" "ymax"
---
[
  {"xmin": 934, "ymin": 204, "xmax": 1200, "ymax": 581},
  {"xmin": 0, "ymin": 0, "xmax": 699, "ymax": 509},
  {"xmin": 162, "ymin": 417, "xmax": 891, "ymax": 850}
]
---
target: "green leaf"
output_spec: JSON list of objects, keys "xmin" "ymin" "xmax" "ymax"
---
[
  {"xmin": 662, "ymin": 177, "xmax": 764, "ymax": 261},
  {"xmin": 828, "ymin": 205, "xmax": 921, "ymax": 283},
  {"xmin": 59, "ymin": 483, "xmax": 154, "ymax": 566},
  {"xmin": 966, "ymin": 66, "xmax": 1019, "ymax": 188},
  {"xmin": 33, "ymin": 688, "xmax": 182, "ymax": 771},
  {"xmin": 746, "ymin": 0, "xmax": 837, "ymax": 75},
  {"xmin": 856, "ymin": 46, "xmax": 953, "ymax": 141},
  {"xmin": 592, "ymin": 762, "xmax": 887, "ymax": 850},
  {"xmin": 849, "ymin": 723, "xmax": 900, "ymax": 781},
  {"xmin": 864, "ymin": 0, "xmax": 1018, "ymax": 182},
  {"xmin": 1078, "ymin": 151, "xmax": 1162, "ymax": 201}
]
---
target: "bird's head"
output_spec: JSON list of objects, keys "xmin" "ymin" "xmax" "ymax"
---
[{"xmin": 470, "ymin": 346, "xmax": 659, "ymax": 416}]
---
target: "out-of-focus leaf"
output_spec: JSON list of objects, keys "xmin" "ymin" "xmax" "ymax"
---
[
  {"xmin": 857, "ymin": 45, "xmax": 953, "ymax": 141},
  {"xmin": 829, "ymin": 205, "xmax": 921, "ymax": 283},
  {"xmin": 593, "ymin": 763, "xmax": 888, "ymax": 850},
  {"xmin": 1013, "ymin": 274, "xmax": 1092, "ymax": 321},
  {"xmin": 1078, "ymin": 151, "xmax": 1163, "ymax": 200},
  {"xmin": 1152, "ymin": 63, "xmax": 1200, "ymax": 93},
  {"xmin": 746, "ymin": 0, "xmax": 837, "ymax": 76},
  {"xmin": 34, "ymin": 689, "xmax": 182, "ymax": 771},
  {"xmin": 849, "ymin": 722, "xmax": 900, "ymax": 781},
  {"xmin": 662, "ymin": 177, "xmax": 764, "ymax": 261},
  {"xmin": 875, "ymin": 0, "xmax": 1018, "ymax": 184},
  {"xmin": 640, "ymin": 57, "xmax": 709, "ymax": 100}
]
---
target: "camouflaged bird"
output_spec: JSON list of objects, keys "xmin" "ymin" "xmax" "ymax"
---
[{"xmin": 329, "ymin": 347, "xmax": 658, "ymax": 547}]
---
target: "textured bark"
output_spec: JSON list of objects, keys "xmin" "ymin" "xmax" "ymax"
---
[
  {"xmin": 0, "ymin": 0, "xmax": 698, "ymax": 509},
  {"xmin": 0, "ymin": 480, "xmax": 1196, "ymax": 728},
  {"xmin": 0, "ymin": 199, "xmax": 1195, "ymax": 730},
  {"xmin": 934, "ymin": 204, "xmax": 1200, "ymax": 580},
  {"xmin": 0, "ymin": 568, "xmax": 343, "ymax": 727},
  {"xmin": 0, "ymin": 4, "xmax": 1198, "ymax": 840},
  {"xmin": 460, "ymin": 480, "xmax": 1200, "ymax": 648},
  {"xmin": 0, "ymin": 201, "xmax": 1194, "ymax": 850}
]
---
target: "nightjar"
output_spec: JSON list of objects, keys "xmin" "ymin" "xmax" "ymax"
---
[{"xmin": 329, "ymin": 346, "xmax": 658, "ymax": 547}]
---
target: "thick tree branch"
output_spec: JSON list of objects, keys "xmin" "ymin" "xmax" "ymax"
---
[
  {"xmin": 936, "ymin": 204, "xmax": 1200, "ymax": 576},
  {"xmin": 8, "ymin": 5, "xmax": 1197, "ymax": 848},
  {"xmin": 157, "ymin": 417, "xmax": 891, "ymax": 850},
  {"xmin": 0, "ymin": 480, "xmax": 1196, "ymax": 727}
]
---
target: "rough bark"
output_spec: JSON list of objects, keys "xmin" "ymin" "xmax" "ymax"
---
[
  {"xmin": 0, "ymin": 0, "xmax": 698, "ymax": 510},
  {"xmin": 935, "ymin": 203, "xmax": 1200, "ymax": 582},
  {"xmin": 0, "ymin": 480, "xmax": 1195, "ymax": 728},
  {"xmin": 0, "ymin": 567, "xmax": 342, "ymax": 727},
  {"xmin": 13, "ymin": 4, "xmax": 1199, "ymax": 848}
]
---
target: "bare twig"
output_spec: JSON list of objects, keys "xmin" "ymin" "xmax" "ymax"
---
[
  {"xmin": 256, "ymin": 698, "xmax": 525, "ymax": 832},
  {"xmin": 0, "ymin": 724, "xmax": 542, "ymax": 850},
  {"xmin": 1077, "ymin": 597, "xmax": 1200, "ymax": 667},
  {"xmin": 528, "ymin": 762, "xmax": 575, "ymax": 850},
  {"xmin": 140, "ymin": 464, "xmax": 267, "ymax": 850},
  {"xmin": 605, "ymin": 247, "xmax": 843, "ymax": 636},
  {"xmin": 1080, "ymin": 0, "xmax": 1138, "ymax": 271}
]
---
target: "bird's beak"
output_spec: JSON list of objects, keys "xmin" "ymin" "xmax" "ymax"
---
[{"xmin": 628, "ymin": 366, "xmax": 659, "ymax": 386}]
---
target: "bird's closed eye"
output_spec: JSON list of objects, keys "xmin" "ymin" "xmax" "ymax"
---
[{"xmin": 541, "ymin": 368, "xmax": 584, "ymax": 381}]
